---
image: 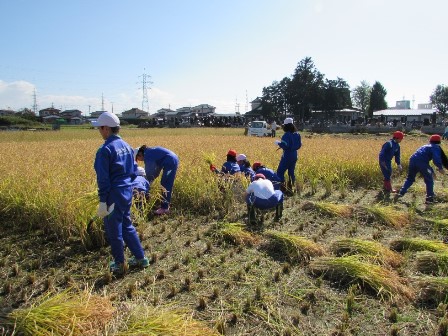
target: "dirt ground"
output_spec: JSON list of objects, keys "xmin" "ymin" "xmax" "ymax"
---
[{"xmin": 1, "ymin": 177, "xmax": 448, "ymax": 335}]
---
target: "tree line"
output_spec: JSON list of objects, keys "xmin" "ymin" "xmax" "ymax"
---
[{"xmin": 260, "ymin": 57, "xmax": 448, "ymax": 121}]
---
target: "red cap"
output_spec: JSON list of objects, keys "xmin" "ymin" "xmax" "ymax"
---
[
  {"xmin": 227, "ymin": 149, "xmax": 237, "ymax": 157},
  {"xmin": 254, "ymin": 173, "xmax": 266, "ymax": 180},
  {"xmin": 430, "ymin": 134, "xmax": 442, "ymax": 143},
  {"xmin": 393, "ymin": 131, "xmax": 404, "ymax": 140},
  {"xmin": 252, "ymin": 161, "xmax": 262, "ymax": 170}
]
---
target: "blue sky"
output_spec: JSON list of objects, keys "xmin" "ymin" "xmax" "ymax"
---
[{"xmin": 1, "ymin": 0, "xmax": 447, "ymax": 115}]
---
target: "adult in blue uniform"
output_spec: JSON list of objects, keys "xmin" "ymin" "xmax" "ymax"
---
[
  {"xmin": 132, "ymin": 166, "xmax": 150, "ymax": 211},
  {"xmin": 93, "ymin": 112, "xmax": 148, "ymax": 276},
  {"xmin": 236, "ymin": 153, "xmax": 255, "ymax": 180},
  {"xmin": 396, "ymin": 134, "xmax": 446, "ymax": 203},
  {"xmin": 135, "ymin": 145, "xmax": 179, "ymax": 215},
  {"xmin": 379, "ymin": 131, "xmax": 404, "ymax": 193},
  {"xmin": 275, "ymin": 117, "xmax": 302, "ymax": 193},
  {"xmin": 210, "ymin": 149, "xmax": 240, "ymax": 175},
  {"xmin": 252, "ymin": 161, "xmax": 281, "ymax": 190}
]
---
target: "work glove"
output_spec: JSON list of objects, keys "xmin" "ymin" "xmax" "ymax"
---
[
  {"xmin": 210, "ymin": 164, "xmax": 216, "ymax": 172},
  {"xmin": 397, "ymin": 164, "xmax": 403, "ymax": 172},
  {"xmin": 274, "ymin": 140, "xmax": 281, "ymax": 145},
  {"xmin": 97, "ymin": 202, "xmax": 115, "ymax": 218}
]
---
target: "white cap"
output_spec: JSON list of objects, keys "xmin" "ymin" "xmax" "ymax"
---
[
  {"xmin": 136, "ymin": 166, "xmax": 146, "ymax": 176},
  {"xmin": 236, "ymin": 154, "xmax": 247, "ymax": 161},
  {"xmin": 91, "ymin": 112, "xmax": 120, "ymax": 127},
  {"xmin": 134, "ymin": 147, "xmax": 141, "ymax": 160},
  {"xmin": 283, "ymin": 117, "xmax": 293, "ymax": 125}
]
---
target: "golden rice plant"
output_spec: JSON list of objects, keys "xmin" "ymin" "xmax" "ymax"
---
[
  {"xmin": 415, "ymin": 276, "xmax": 448, "ymax": 306},
  {"xmin": 211, "ymin": 221, "xmax": 259, "ymax": 246},
  {"xmin": 416, "ymin": 251, "xmax": 448, "ymax": 275},
  {"xmin": 362, "ymin": 205, "xmax": 409, "ymax": 228},
  {"xmin": 309, "ymin": 256, "xmax": 414, "ymax": 301},
  {"xmin": 312, "ymin": 201, "xmax": 353, "ymax": 218},
  {"xmin": 116, "ymin": 306, "xmax": 220, "ymax": 336},
  {"xmin": 390, "ymin": 238, "xmax": 448, "ymax": 253},
  {"xmin": 331, "ymin": 238, "xmax": 403, "ymax": 268},
  {"xmin": 6, "ymin": 288, "xmax": 114, "ymax": 336},
  {"xmin": 429, "ymin": 218, "xmax": 448, "ymax": 233},
  {"xmin": 265, "ymin": 230, "xmax": 325, "ymax": 263}
]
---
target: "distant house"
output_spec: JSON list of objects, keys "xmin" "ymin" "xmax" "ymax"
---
[
  {"xmin": 90, "ymin": 111, "xmax": 106, "ymax": 118},
  {"xmin": 190, "ymin": 104, "xmax": 215, "ymax": 117},
  {"xmin": 0, "ymin": 109, "xmax": 15, "ymax": 116},
  {"xmin": 39, "ymin": 107, "xmax": 60, "ymax": 117},
  {"xmin": 60, "ymin": 109, "xmax": 82, "ymax": 118},
  {"xmin": 122, "ymin": 107, "xmax": 149, "ymax": 119},
  {"xmin": 311, "ymin": 108, "xmax": 364, "ymax": 122},
  {"xmin": 373, "ymin": 108, "xmax": 437, "ymax": 123}
]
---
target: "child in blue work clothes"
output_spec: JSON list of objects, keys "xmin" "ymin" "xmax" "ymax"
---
[
  {"xmin": 245, "ymin": 173, "xmax": 284, "ymax": 223},
  {"xmin": 396, "ymin": 134, "xmax": 447, "ymax": 204},
  {"xmin": 236, "ymin": 153, "xmax": 255, "ymax": 180},
  {"xmin": 135, "ymin": 145, "xmax": 179, "ymax": 215},
  {"xmin": 275, "ymin": 117, "xmax": 302, "ymax": 193},
  {"xmin": 379, "ymin": 131, "xmax": 404, "ymax": 193},
  {"xmin": 93, "ymin": 112, "xmax": 148, "ymax": 276},
  {"xmin": 252, "ymin": 161, "xmax": 282, "ymax": 190},
  {"xmin": 210, "ymin": 149, "xmax": 241, "ymax": 175},
  {"xmin": 132, "ymin": 166, "xmax": 150, "ymax": 211}
]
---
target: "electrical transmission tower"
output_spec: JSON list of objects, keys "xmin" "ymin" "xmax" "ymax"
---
[
  {"xmin": 139, "ymin": 69, "xmax": 153, "ymax": 112},
  {"xmin": 32, "ymin": 89, "xmax": 38, "ymax": 114}
]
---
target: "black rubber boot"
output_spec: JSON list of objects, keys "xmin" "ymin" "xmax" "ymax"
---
[{"xmin": 275, "ymin": 203, "xmax": 283, "ymax": 220}]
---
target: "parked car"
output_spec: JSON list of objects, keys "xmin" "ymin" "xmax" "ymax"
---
[{"xmin": 247, "ymin": 121, "xmax": 271, "ymax": 137}]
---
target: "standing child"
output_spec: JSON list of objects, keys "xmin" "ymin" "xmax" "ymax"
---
[
  {"xmin": 396, "ymin": 134, "xmax": 447, "ymax": 204},
  {"xmin": 93, "ymin": 112, "xmax": 148, "ymax": 276},
  {"xmin": 379, "ymin": 131, "xmax": 404, "ymax": 193},
  {"xmin": 135, "ymin": 146, "xmax": 179, "ymax": 215},
  {"xmin": 275, "ymin": 117, "xmax": 302, "ymax": 193}
]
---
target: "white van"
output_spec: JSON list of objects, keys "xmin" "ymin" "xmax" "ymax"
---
[{"xmin": 247, "ymin": 121, "xmax": 271, "ymax": 137}]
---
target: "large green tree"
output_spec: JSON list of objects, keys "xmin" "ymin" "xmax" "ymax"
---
[
  {"xmin": 261, "ymin": 77, "xmax": 291, "ymax": 120},
  {"xmin": 430, "ymin": 84, "xmax": 448, "ymax": 117},
  {"xmin": 368, "ymin": 81, "xmax": 388, "ymax": 117},
  {"xmin": 321, "ymin": 77, "xmax": 352, "ymax": 119},
  {"xmin": 352, "ymin": 81, "xmax": 371, "ymax": 113},
  {"xmin": 287, "ymin": 57, "xmax": 325, "ymax": 121}
]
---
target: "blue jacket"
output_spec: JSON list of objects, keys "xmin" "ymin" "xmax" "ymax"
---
[
  {"xmin": 132, "ymin": 176, "xmax": 150, "ymax": 194},
  {"xmin": 410, "ymin": 144, "xmax": 443, "ymax": 170},
  {"xmin": 379, "ymin": 139, "xmax": 401, "ymax": 165},
  {"xmin": 253, "ymin": 167, "xmax": 281, "ymax": 184},
  {"xmin": 279, "ymin": 132, "xmax": 301, "ymax": 159},
  {"xmin": 239, "ymin": 164, "xmax": 255, "ymax": 179},
  {"xmin": 221, "ymin": 161, "xmax": 240, "ymax": 175},
  {"xmin": 143, "ymin": 146, "xmax": 179, "ymax": 183},
  {"xmin": 94, "ymin": 135, "xmax": 137, "ymax": 202}
]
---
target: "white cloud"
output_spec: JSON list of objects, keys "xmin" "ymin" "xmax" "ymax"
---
[{"xmin": 0, "ymin": 80, "xmax": 35, "ymax": 110}]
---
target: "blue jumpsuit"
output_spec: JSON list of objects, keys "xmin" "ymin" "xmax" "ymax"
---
[
  {"xmin": 132, "ymin": 175, "xmax": 150, "ymax": 210},
  {"xmin": 399, "ymin": 144, "xmax": 443, "ymax": 199},
  {"xmin": 253, "ymin": 167, "xmax": 282, "ymax": 190},
  {"xmin": 277, "ymin": 131, "xmax": 302, "ymax": 184},
  {"xmin": 94, "ymin": 135, "xmax": 145, "ymax": 264},
  {"xmin": 221, "ymin": 161, "xmax": 240, "ymax": 175},
  {"xmin": 143, "ymin": 146, "xmax": 179, "ymax": 210},
  {"xmin": 239, "ymin": 164, "xmax": 255, "ymax": 180},
  {"xmin": 379, "ymin": 139, "xmax": 401, "ymax": 181}
]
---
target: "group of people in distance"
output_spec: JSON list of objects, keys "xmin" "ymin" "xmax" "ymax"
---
[
  {"xmin": 210, "ymin": 117, "xmax": 302, "ymax": 218},
  {"xmin": 93, "ymin": 111, "xmax": 179, "ymax": 276},
  {"xmin": 379, "ymin": 131, "xmax": 448, "ymax": 204}
]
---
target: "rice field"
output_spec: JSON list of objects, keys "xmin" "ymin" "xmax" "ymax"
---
[{"xmin": 1, "ymin": 127, "xmax": 448, "ymax": 335}]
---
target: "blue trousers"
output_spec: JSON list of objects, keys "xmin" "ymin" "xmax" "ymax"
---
[
  {"xmin": 246, "ymin": 191, "xmax": 283, "ymax": 210},
  {"xmin": 104, "ymin": 187, "xmax": 145, "ymax": 264},
  {"xmin": 399, "ymin": 161, "xmax": 434, "ymax": 198},
  {"xmin": 379, "ymin": 160, "xmax": 392, "ymax": 181},
  {"xmin": 146, "ymin": 157, "xmax": 179, "ymax": 209},
  {"xmin": 277, "ymin": 156, "xmax": 297, "ymax": 184}
]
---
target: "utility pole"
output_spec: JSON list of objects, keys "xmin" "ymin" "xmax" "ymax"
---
[
  {"xmin": 139, "ymin": 68, "xmax": 152, "ymax": 112},
  {"xmin": 32, "ymin": 89, "xmax": 38, "ymax": 114},
  {"xmin": 101, "ymin": 93, "xmax": 105, "ymax": 111},
  {"xmin": 245, "ymin": 90, "xmax": 249, "ymax": 113}
]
